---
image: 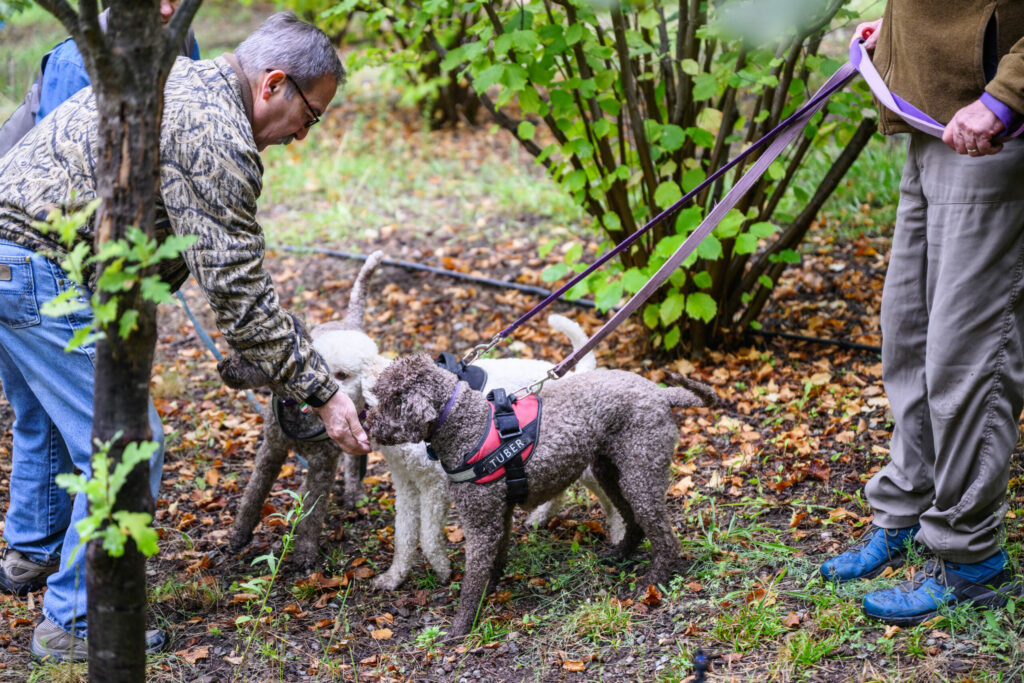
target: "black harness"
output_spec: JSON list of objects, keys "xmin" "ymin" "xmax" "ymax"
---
[
  {"xmin": 273, "ymin": 398, "xmax": 330, "ymax": 442},
  {"xmin": 431, "ymin": 355, "xmax": 542, "ymax": 504}
]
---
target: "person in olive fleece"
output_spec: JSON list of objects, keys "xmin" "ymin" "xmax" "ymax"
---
[
  {"xmin": 820, "ymin": 1, "xmax": 1024, "ymax": 626},
  {"xmin": 0, "ymin": 11, "xmax": 369, "ymax": 661}
]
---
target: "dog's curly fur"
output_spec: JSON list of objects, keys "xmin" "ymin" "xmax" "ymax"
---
[
  {"xmin": 218, "ymin": 250, "xmax": 615, "ymax": 577},
  {"xmin": 367, "ymin": 354, "xmax": 716, "ymax": 636},
  {"xmin": 219, "ymin": 252, "xmax": 384, "ymax": 569},
  {"xmin": 368, "ymin": 314, "xmax": 609, "ymax": 590}
]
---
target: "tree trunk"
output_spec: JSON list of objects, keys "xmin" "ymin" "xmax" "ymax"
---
[
  {"xmin": 86, "ymin": 44, "xmax": 163, "ymax": 683},
  {"xmin": 34, "ymin": 0, "xmax": 201, "ymax": 678}
]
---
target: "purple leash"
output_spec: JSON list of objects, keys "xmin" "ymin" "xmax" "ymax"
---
[{"xmin": 468, "ymin": 40, "xmax": 1021, "ymax": 389}]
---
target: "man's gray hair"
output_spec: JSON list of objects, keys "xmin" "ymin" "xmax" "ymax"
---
[{"xmin": 236, "ymin": 11, "xmax": 346, "ymax": 93}]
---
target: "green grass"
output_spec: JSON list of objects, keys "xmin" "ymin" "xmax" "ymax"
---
[{"xmin": 258, "ymin": 106, "xmax": 584, "ymax": 248}]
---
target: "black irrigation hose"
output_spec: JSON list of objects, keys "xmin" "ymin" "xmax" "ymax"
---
[
  {"xmin": 279, "ymin": 245, "xmax": 882, "ymax": 354},
  {"xmin": 747, "ymin": 329, "xmax": 881, "ymax": 354},
  {"xmin": 278, "ymin": 245, "xmax": 599, "ymax": 308}
]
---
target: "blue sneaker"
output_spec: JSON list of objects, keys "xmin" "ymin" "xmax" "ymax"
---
[
  {"xmin": 820, "ymin": 524, "xmax": 920, "ymax": 582},
  {"xmin": 863, "ymin": 549, "xmax": 1023, "ymax": 626}
]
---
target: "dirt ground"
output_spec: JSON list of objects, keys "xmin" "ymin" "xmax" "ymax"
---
[{"xmin": 1, "ymin": 205, "xmax": 1023, "ymax": 682}]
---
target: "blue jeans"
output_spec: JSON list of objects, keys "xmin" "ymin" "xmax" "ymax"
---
[{"xmin": 0, "ymin": 239, "xmax": 164, "ymax": 636}]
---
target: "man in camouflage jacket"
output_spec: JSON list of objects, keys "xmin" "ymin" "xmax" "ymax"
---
[{"xmin": 0, "ymin": 11, "xmax": 368, "ymax": 659}]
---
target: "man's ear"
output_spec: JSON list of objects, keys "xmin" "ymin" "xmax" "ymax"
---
[{"xmin": 259, "ymin": 69, "xmax": 288, "ymax": 101}]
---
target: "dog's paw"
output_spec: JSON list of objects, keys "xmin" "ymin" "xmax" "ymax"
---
[{"xmin": 371, "ymin": 572, "xmax": 405, "ymax": 591}]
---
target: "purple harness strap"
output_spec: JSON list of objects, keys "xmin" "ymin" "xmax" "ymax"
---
[
  {"xmin": 482, "ymin": 40, "xmax": 1023, "ymax": 378},
  {"xmin": 428, "ymin": 382, "xmax": 462, "ymax": 438}
]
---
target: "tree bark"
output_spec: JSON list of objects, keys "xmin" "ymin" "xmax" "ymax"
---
[{"xmin": 34, "ymin": 0, "xmax": 201, "ymax": 679}]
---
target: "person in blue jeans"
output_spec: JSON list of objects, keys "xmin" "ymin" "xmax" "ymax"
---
[
  {"xmin": 35, "ymin": 1, "xmax": 199, "ymax": 124},
  {"xmin": 0, "ymin": 0, "xmax": 198, "ymax": 659}
]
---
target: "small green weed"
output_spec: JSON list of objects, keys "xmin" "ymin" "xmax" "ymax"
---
[{"xmin": 562, "ymin": 597, "xmax": 636, "ymax": 647}]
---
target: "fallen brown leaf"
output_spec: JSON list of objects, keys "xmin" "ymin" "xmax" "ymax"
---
[{"xmin": 174, "ymin": 645, "xmax": 209, "ymax": 665}]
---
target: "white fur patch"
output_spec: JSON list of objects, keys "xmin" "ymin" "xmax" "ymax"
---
[{"xmin": 313, "ymin": 330, "xmax": 379, "ymax": 374}]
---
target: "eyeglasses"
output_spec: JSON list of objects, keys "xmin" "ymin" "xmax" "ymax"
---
[{"xmin": 283, "ymin": 73, "xmax": 321, "ymax": 129}]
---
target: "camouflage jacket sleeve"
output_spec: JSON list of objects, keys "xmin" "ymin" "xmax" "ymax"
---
[{"xmin": 158, "ymin": 60, "xmax": 337, "ymax": 406}]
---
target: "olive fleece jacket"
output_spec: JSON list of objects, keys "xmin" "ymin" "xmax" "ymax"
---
[{"xmin": 873, "ymin": 0, "xmax": 1024, "ymax": 134}]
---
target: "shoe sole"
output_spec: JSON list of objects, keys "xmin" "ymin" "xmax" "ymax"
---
[
  {"xmin": 0, "ymin": 576, "xmax": 47, "ymax": 597},
  {"xmin": 863, "ymin": 578, "xmax": 1024, "ymax": 626},
  {"xmin": 31, "ymin": 632, "xmax": 168, "ymax": 661},
  {"xmin": 30, "ymin": 640, "xmax": 88, "ymax": 663}
]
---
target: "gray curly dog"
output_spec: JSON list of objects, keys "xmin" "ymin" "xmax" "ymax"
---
[
  {"xmin": 366, "ymin": 353, "xmax": 716, "ymax": 636},
  {"xmin": 218, "ymin": 253, "xmax": 384, "ymax": 569}
]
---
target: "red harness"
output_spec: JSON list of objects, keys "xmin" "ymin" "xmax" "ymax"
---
[{"xmin": 432, "ymin": 389, "xmax": 542, "ymax": 503}]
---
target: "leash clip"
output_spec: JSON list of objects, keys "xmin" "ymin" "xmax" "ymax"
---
[
  {"xmin": 512, "ymin": 368, "xmax": 559, "ymax": 399},
  {"xmin": 462, "ymin": 334, "xmax": 502, "ymax": 366}
]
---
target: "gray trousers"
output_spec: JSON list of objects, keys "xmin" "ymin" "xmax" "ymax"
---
[{"xmin": 867, "ymin": 134, "xmax": 1024, "ymax": 564}]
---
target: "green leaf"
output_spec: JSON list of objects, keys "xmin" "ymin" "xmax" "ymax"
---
[
  {"xmin": 637, "ymin": 8, "xmax": 660, "ymax": 29},
  {"xmin": 748, "ymin": 221, "xmax": 777, "ymax": 238},
  {"xmin": 140, "ymin": 276, "xmax": 173, "ymax": 305},
  {"xmin": 564, "ymin": 169, "xmax": 587, "ymax": 192},
  {"xmin": 660, "ymin": 124, "xmax": 686, "ymax": 152},
  {"xmin": 680, "ymin": 59, "xmax": 700, "ymax": 76},
  {"xmin": 692, "ymin": 73, "xmax": 718, "ymax": 101},
  {"xmin": 685, "ymin": 292, "xmax": 717, "ymax": 323},
  {"xmin": 685, "ymin": 126, "xmax": 715, "ymax": 148},
  {"xmin": 594, "ymin": 280, "xmax": 623, "ymax": 312},
  {"xmin": 118, "ymin": 309, "xmax": 139, "ymax": 339},
  {"xmin": 621, "ymin": 268, "xmax": 649, "ymax": 294},
  {"xmin": 692, "ymin": 271, "xmax": 712, "ymax": 289},
  {"xmin": 510, "ymin": 29, "xmax": 539, "ymax": 53},
  {"xmin": 114, "ymin": 511, "xmax": 159, "ymax": 557},
  {"xmin": 563, "ymin": 242, "xmax": 583, "ymax": 264},
  {"xmin": 758, "ymin": 274, "xmax": 774, "ymax": 289},
  {"xmin": 681, "ymin": 167, "xmax": 706, "ymax": 193},
  {"xmin": 643, "ymin": 303, "xmax": 660, "ymax": 329},
  {"xmin": 695, "ymin": 234, "xmax": 722, "ymax": 261},
  {"xmin": 39, "ymin": 289, "xmax": 88, "ymax": 318},
  {"xmin": 519, "ymin": 87, "xmax": 543, "ymax": 115},
  {"xmin": 517, "ymin": 121, "xmax": 536, "ymax": 140},
  {"xmin": 472, "ymin": 64, "xmax": 504, "ymax": 92},
  {"xmin": 542, "ymin": 263, "xmax": 569, "ymax": 282},
  {"xmin": 501, "ymin": 64, "xmax": 529, "ymax": 91},
  {"xmin": 654, "ymin": 181, "xmax": 683, "ymax": 209},
  {"xmin": 714, "ymin": 209, "xmax": 745, "ymax": 238},
  {"xmin": 659, "ymin": 292, "xmax": 686, "ymax": 326},
  {"xmin": 565, "ymin": 23, "xmax": 584, "ymax": 45},
  {"xmin": 734, "ymin": 233, "xmax": 758, "ymax": 254},
  {"xmin": 663, "ymin": 326, "xmax": 681, "ymax": 351}
]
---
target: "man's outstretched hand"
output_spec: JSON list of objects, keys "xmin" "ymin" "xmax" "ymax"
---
[{"xmin": 315, "ymin": 390, "xmax": 371, "ymax": 454}]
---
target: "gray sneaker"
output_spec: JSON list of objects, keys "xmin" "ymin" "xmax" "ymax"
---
[
  {"xmin": 31, "ymin": 617, "xmax": 168, "ymax": 662},
  {"xmin": 0, "ymin": 548, "xmax": 58, "ymax": 595}
]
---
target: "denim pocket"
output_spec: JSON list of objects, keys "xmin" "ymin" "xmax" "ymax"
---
[{"xmin": 0, "ymin": 256, "xmax": 40, "ymax": 328}]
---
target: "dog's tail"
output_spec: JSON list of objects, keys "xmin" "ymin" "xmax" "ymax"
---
[
  {"xmin": 312, "ymin": 251, "xmax": 384, "ymax": 340},
  {"xmin": 661, "ymin": 378, "xmax": 717, "ymax": 408},
  {"xmin": 547, "ymin": 314, "xmax": 596, "ymax": 373},
  {"xmin": 343, "ymin": 250, "xmax": 384, "ymax": 330}
]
